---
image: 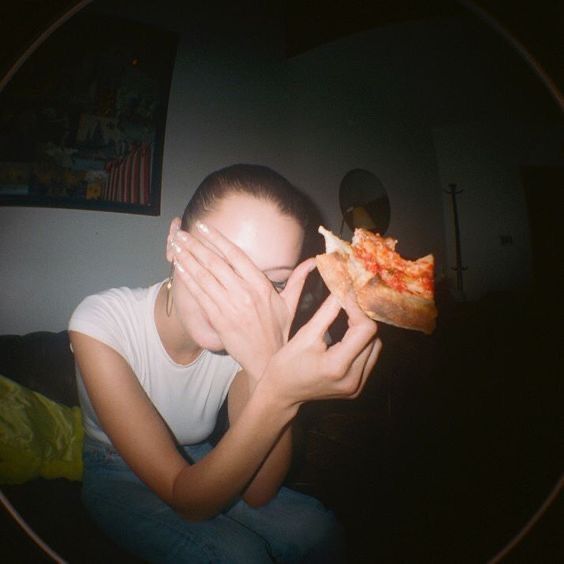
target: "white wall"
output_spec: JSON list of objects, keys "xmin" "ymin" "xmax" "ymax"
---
[
  {"xmin": 0, "ymin": 8, "xmax": 291, "ymax": 334},
  {"xmin": 433, "ymin": 120, "xmax": 562, "ymax": 301},
  {"xmin": 282, "ymin": 24, "xmax": 451, "ymax": 260},
  {"xmin": 0, "ymin": 4, "xmax": 560, "ymax": 333},
  {"xmin": 0, "ymin": 207, "xmax": 166, "ymax": 334}
]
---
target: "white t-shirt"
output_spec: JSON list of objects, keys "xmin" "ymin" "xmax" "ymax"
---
[{"xmin": 68, "ymin": 281, "xmax": 240, "ymax": 446}]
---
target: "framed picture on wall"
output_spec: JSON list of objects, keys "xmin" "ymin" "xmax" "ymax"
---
[{"xmin": 0, "ymin": 8, "xmax": 177, "ymax": 216}]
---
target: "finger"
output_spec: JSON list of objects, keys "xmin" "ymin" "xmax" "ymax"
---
[
  {"xmin": 172, "ymin": 237, "xmax": 242, "ymax": 312},
  {"xmin": 295, "ymin": 294, "xmax": 342, "ymax": 341},
  {"xmin": 351, "ymin": 337, "xmax": 383, "ymax": 398},
  {"xmin": 174, "ymin": 230, "xmax": 240, "ymax": 291},
  {"xmin": 319, "ymin": 337, "xmax": 373, "ymax": 401},
  {"xmin": 341, "ymin": 338, "xmax": 374, "ymax": 397},
  {"xmin": 341, "ymin": 291, "xmax": 370, "ymax": 326},
  {"xmin": 280, "ymin": 258, "xmax": 316, "ymax": 317},
  {"xmin": 166, "ymin": 218, "xmax": 181, "ymax": 258},
  {"xmin": 326, "ymin": 312, "xmax": 377, "ymax": 370},
  {"xmin": 322, "ymin": 334, "xmax": 381, "ymax": 401},
  {"xmin": 173, "ymin": 258, "xmax": 223, "ymax": 321},
  {"xmin": 365, "ymin": 337, "xmax": 383, "ymax": 377},
  {"xmin": 192, "ymin": 221, "xmax": 266, "ymax": 286}
]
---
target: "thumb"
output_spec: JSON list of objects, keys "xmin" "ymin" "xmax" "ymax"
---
[{"xmin": 280, "ymin": 258, "xmax": 317, "ymax": 317}]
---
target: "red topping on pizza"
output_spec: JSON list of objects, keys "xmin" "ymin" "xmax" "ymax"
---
[
  {"xmin": 351, "ymin": 230, "xmax": 435, "ymax": 300},
  {"xmin": 315, "ymin": 226, "xmax": 438, "ymax": 334}
]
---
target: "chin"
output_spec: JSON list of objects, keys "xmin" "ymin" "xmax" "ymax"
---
[
  {"xmin": 202, "ymin": 340, "xmax": 227, "ymax": 354},
  {"xmin": 193, "ymin": 329, "xmax": 227, "ymax": 354}
]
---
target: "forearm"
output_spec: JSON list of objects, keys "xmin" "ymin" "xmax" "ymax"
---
[
  {"xmin": 228, "ymin": 370, "xmax": 294, "ymax": 506},
  {"xmin": 243, "ymin": 425, "xmax": 292, "ymax": 506},
  {"xmin": 171, "ymin": 382, "xmax": 297, "ymax": 521}
]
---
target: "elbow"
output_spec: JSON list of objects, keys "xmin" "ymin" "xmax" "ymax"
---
[
  {"xmin": 173, "ymin": 501, "xmax": 221, "ymax": 523},
  {"xmin": 173, "ymin": 489, "xmax": 276, "ymax": 518},
  {"xmin": 242, "ymin": 489, "xmax": 277, "ymax": 509},
  {"xmin": 171, "ymin": 474, "xmax": 222, "ymax": 522},
  {"xmin": 179, "ymin": 508, "xmax": 217, "ymax": 523},
  {"xmin": 245, "ymin": 498, "xmax": 271, "ymax": 510}
]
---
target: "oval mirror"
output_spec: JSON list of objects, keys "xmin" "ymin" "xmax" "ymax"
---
[{"xmin": 339, "ymin": 169, "xmax": 391, "ymax": 235}]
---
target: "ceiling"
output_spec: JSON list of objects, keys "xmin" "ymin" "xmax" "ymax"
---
[
  {"xmin": 284, "ymin": 0, "xmax": 463, "ymax": 55},
  {"xmin": 0, "ymin": 0, "xmax": 562, "ymax": 99}
]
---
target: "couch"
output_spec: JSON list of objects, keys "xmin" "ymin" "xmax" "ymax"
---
[
  {"xmin": 1, "ymin": 292, "xmax": 561, "ymax": 562},
  {"xmin": 0, "ymin": 328, "xmax": 387, "ymax": 562},
  {"xmin": 0, "ymin": 324, "xmax": 427, "ymax": 562},
  {"xmin": 0, "ymin": 331, "xmax": 143, "ymax": 562}
]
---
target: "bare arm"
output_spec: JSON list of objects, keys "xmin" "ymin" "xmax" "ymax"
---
[
  {"xmin": 228, "ymin": 369, "xmax": 293, "ymax": 507},
  {"xmin": 71, "ymin": 293, "xmax": 381, "ymax": 522},
  {"xmin": 168, "ymin": 223, "xmax": 311, "ymax": 505},
  {"xmin": 70, "ymin": 331, "xmax": 297, "ymax": 522}
]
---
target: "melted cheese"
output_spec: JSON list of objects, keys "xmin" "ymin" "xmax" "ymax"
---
[{"xmin": 352, "ymin": 229, "xmax": 434, "ymax": 300}]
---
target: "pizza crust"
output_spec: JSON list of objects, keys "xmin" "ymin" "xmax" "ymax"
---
[
  {"xmin": 315, "ymin": 226, "xmax": 437, "ymax": 334},
  {"xmin": 355, "ymin": 278, "xmax": 437, "ymax": 334},
  {"xmin": 315, "ymin": 251, "xmax": 353, "ymax": 306}
]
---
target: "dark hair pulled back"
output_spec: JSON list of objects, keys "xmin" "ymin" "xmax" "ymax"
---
[{"xmin": 181, "ymin": 164, "xmax": 309, "ymax": 231}]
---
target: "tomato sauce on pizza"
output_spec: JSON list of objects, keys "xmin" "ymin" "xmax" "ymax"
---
[
  {"xmin": 316, "ymin": 226, "xmax": 438, "ymax": 334},
  {"xmin": 352, "ymin": 230, "xmax": 434, "ymax": 300}
]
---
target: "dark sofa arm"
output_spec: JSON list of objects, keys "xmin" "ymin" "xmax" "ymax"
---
[{"xmin": 0, "ymin": 331, "xmax": 77, "ymax": 407}]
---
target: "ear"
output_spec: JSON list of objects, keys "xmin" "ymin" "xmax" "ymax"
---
[{"xmin": 166, "ymin": 217, "xmax": 182, "ymax": 262}]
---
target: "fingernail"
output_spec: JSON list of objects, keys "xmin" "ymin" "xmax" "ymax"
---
[
  {"xmin": 172, "ymin": 241, "xmax": 182, "ymax": 253},
  {"xmin": 175, "ymin": 230, "xmax": 188, "ymax": 242},
  {"xmin": 173, "ymin": 258, "xmax": 185, "ymax": 273},
  {"xmin": 196, "ymin": 221, "xmax": 209, "ymax": 234}
]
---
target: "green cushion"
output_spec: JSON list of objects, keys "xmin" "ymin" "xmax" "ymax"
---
[{"xmin": 0, "ymin": 374, "xmax": 83, "ymax": 484}]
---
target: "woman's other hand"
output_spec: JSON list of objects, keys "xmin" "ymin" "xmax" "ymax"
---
[{"xmin": 260, "ymin": 292, "xmax": 382, "ymax": 407}]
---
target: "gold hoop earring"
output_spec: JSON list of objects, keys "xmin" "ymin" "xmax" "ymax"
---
[{"xmin": 166, "ymin": 263, "xmax": 174, "ymax": 317}]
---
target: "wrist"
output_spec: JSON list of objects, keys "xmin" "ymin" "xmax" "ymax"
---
[
  {"xmin": 240, "ymin": 335, "xmax": 285, "ymax": 382},
  {"xmin": 253, "ymin": 373, "xmax": 299, "ymax": 423},
  {"xmin": 242, "ymin": 353, "xmax": 273, "ymax": 383},
  {"xmin": 244, "ymin": 363, "xmax": 267, "ymax": 384}
]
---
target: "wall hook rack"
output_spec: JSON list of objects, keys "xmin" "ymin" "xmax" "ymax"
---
[{"xmin": 444, "ymin": 183, "xmax": 468, "ymax": 295}]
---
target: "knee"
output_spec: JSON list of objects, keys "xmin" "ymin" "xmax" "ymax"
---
[
  {"xmin": 284, "ymin": 504, "xmax": 346, "ymax": 563},
  {"xmin": 307, "ymin": 509, "xmax": 346, "ymax": 563}
]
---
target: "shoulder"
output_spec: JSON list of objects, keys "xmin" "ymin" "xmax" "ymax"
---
[
  {"xmin": 68, "ymin": 282, "xmax": 162, "ymax": 353},
  {"xmin": 70, "ymin": 285, "xmax": 147, "ymax": 323},
  {"xmin": 81, "ymin": 284, "xmax": 152, "ymax": 307}
]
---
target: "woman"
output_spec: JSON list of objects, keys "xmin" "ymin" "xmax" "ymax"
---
[{"xmin": 69, "ymin": 164, "xmax": 382, "ymax": 562}]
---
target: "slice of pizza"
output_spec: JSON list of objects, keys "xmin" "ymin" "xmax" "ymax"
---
[{"xmin": 316, "ymin": 226, "xmax": 438, "ymax": 334}]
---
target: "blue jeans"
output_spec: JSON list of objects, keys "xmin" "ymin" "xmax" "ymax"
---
[{"xmin": 82, "ymin": 437, "xmax": 346, "ymax": 563}]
